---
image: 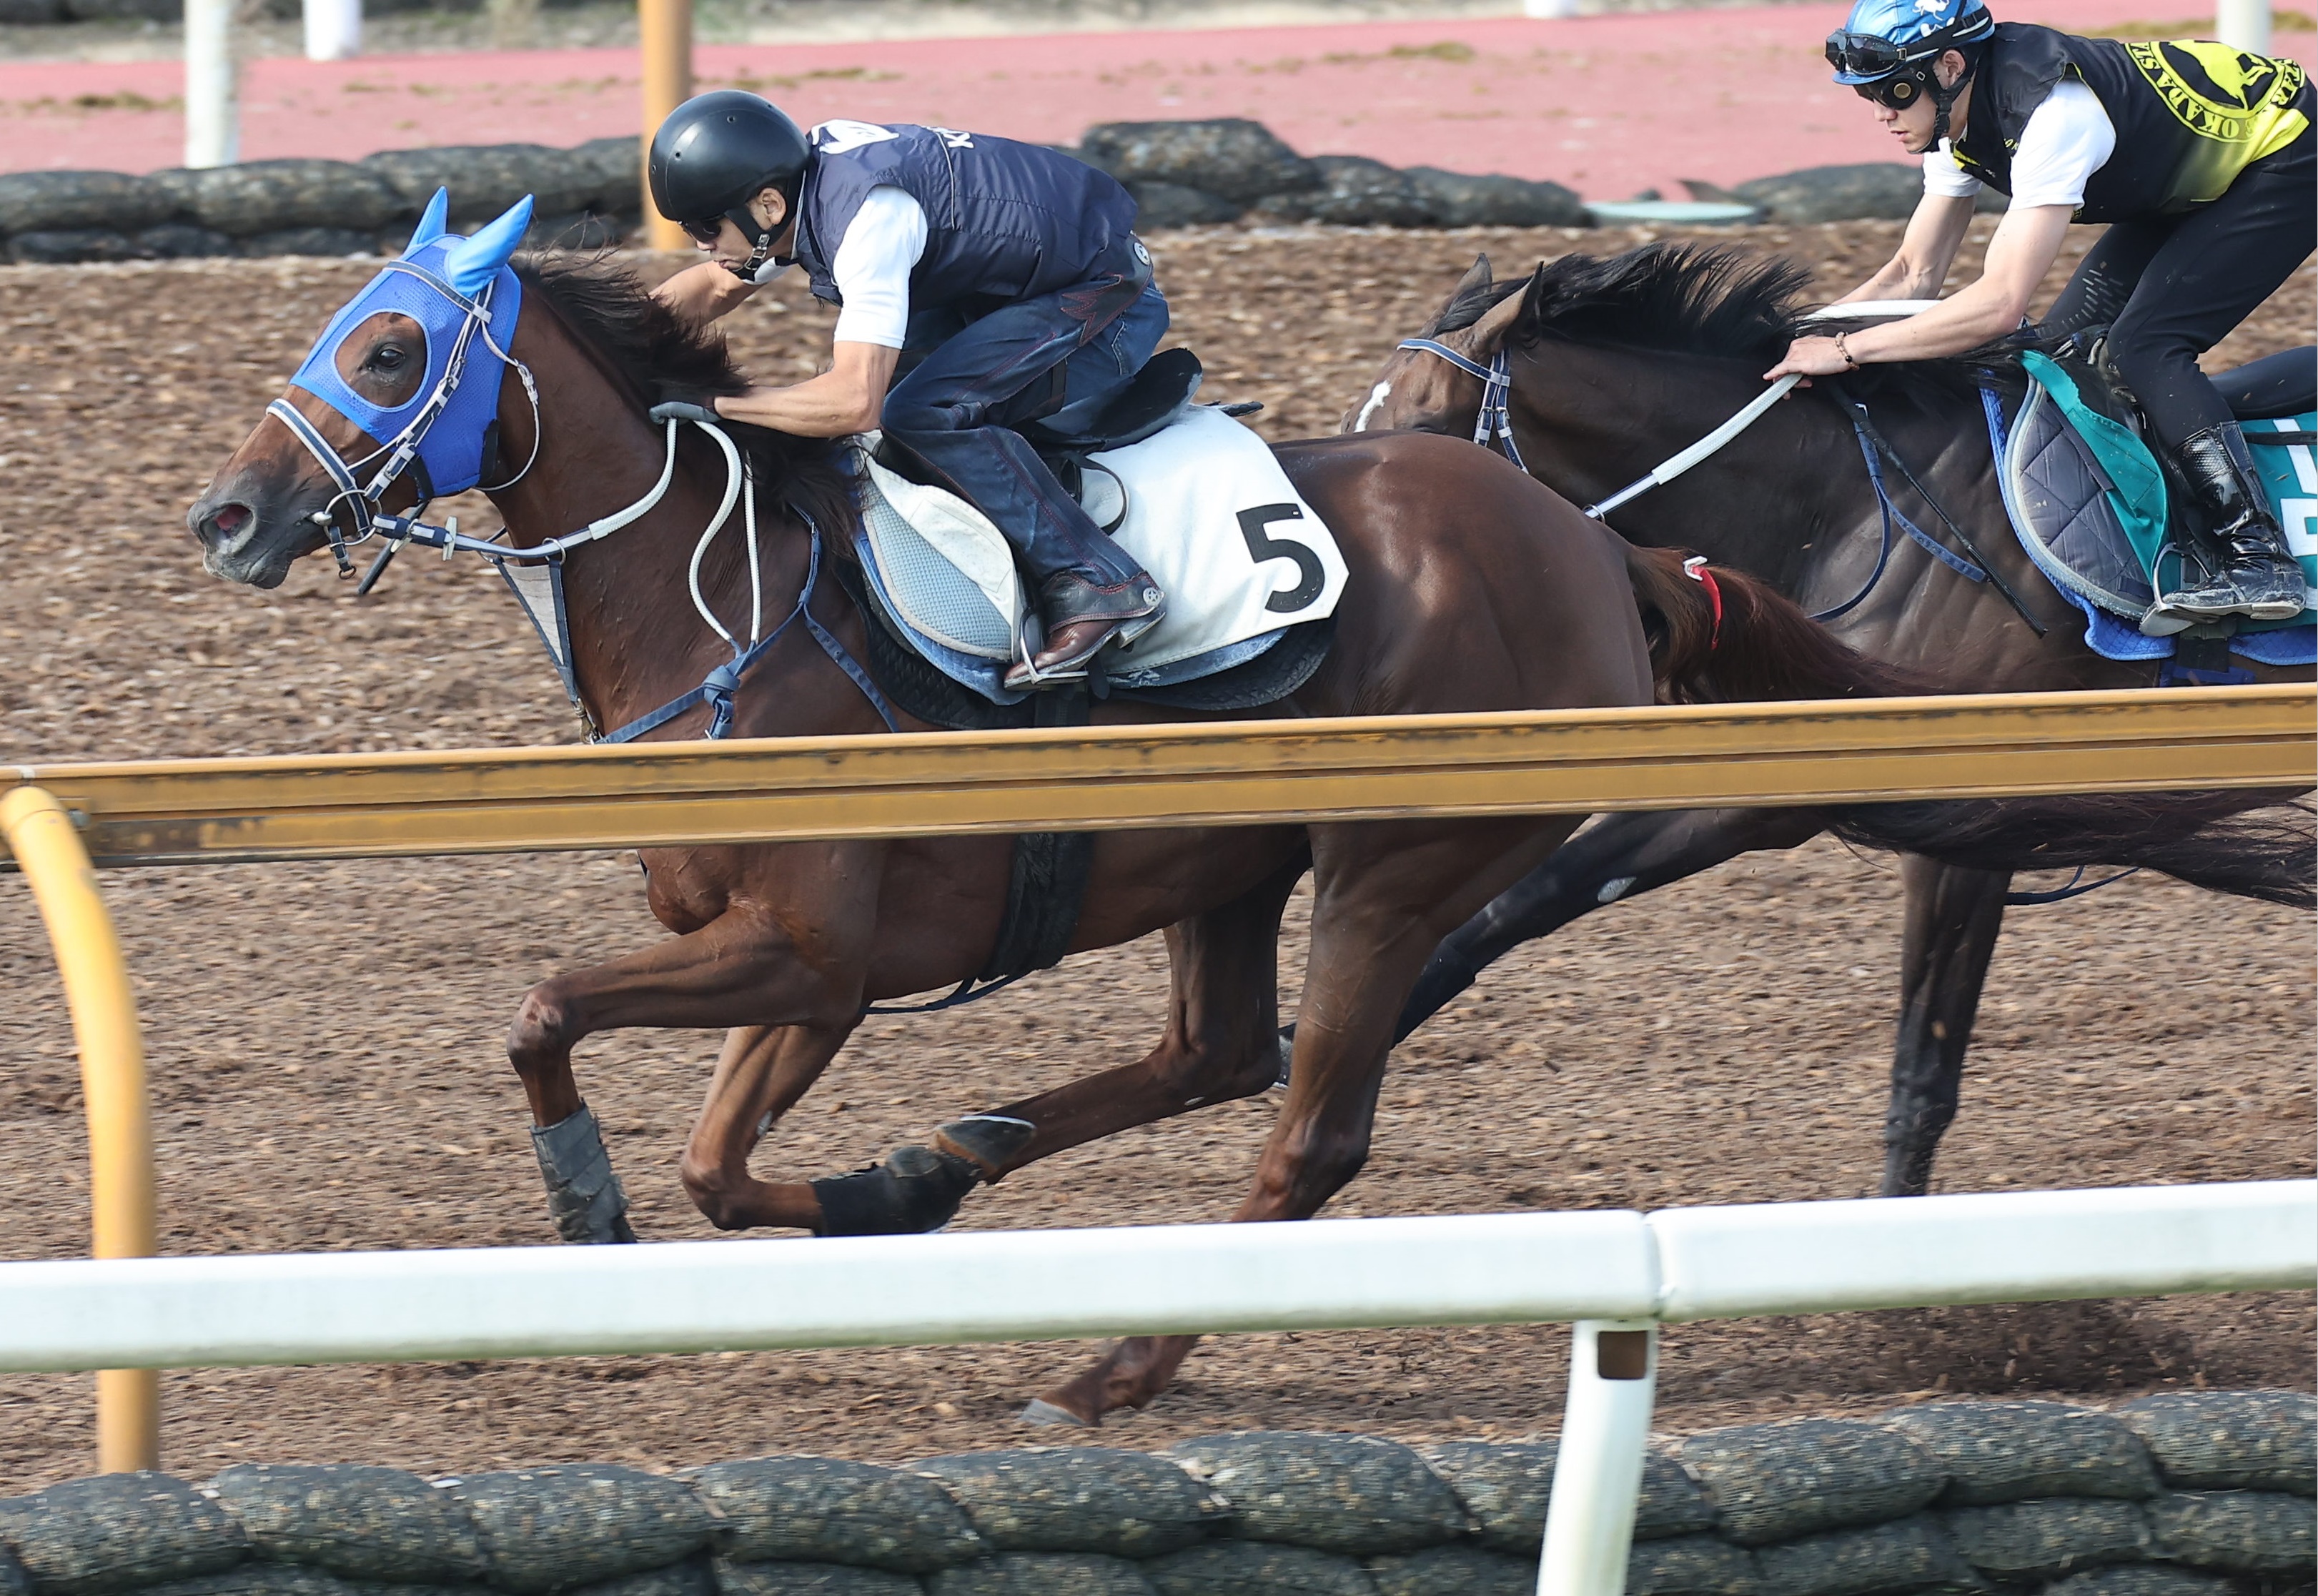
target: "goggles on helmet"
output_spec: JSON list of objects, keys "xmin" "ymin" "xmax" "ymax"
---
[{"xmin": 1825, "ymin": 29, "xmax": 1916, "ymax": 79}]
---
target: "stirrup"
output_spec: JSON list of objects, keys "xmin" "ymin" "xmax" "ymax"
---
[{"xmin": 1003, "ymin": 620, "xmax": 1101, "ymax": 693}]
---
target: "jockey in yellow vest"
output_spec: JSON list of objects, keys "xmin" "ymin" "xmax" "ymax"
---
[{"xmin": 1769, "ymin": 0, "xmax": 2314, "ymax": 625}]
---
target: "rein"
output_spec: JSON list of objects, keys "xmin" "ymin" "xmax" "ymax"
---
[{"xmin": 1398, "ymin": 301, "xmax": 2046, "ymax": 635}]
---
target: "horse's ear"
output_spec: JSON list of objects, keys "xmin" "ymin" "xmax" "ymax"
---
[
  {"xmin": 443, "ymin": 195, "xmax": 534, "ymax": 296},
  {"xmin": 405, "ymin": 188, "xmax": 450, "ymax": 254},
  {"xmin": 1465, "ymin": 263, "xmax": 1543, "ymax": 355},
  {"xmin": 1450, "ymin": 253, "xmax": 1493, "ymax": 303}
]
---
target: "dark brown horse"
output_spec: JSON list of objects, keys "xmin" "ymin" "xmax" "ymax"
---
[
  {"xmin": 1349, "ymin": 243, "xmax": 2314, "ymax": 1199},
  {"xmin": 189, "ymin": 252, "xmax": 2288, "ymax": 1426}
]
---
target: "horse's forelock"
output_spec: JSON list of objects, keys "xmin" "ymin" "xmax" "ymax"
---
[{"xmin": 1425, "ymin": 275, "xmax": 1528, "ymax": 338}]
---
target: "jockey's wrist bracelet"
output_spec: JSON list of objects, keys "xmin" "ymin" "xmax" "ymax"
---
[{"xmin": 1834, "ymin": 331, "xmax": 1860, "ymax": 369}]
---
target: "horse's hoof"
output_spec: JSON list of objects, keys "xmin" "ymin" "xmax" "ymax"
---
[
  {"xmin": 933, "ymin": 1113, "xmax": 1037, "ymax": 1176},
  {"xmin": 811, "ymin": 1144, "xmax": 980, "ymax": 1236},
  {"xmin": 1020, "ymin": 1398, "xmax": 1095, "ymax": 1428}
]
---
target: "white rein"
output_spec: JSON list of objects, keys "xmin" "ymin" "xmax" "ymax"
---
[{"xmin": 1580, "ymin": 300, "xmax": 1941, "ymax": 520}]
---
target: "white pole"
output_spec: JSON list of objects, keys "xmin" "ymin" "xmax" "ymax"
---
[
  {"xmin": 183, "ymin": 0, "xmax": 239, "ymax": 169},
  {"xmin": 1537, "ymin": 1319, "xmax": 1659, "ymax": 1596},
  {"xmin": 2214, "ymin": 0, "xmax": 2269, "ymax": 52},
  {"xmin": 302, "ymin": 0, "xmax": 362, "ymax": 61}
]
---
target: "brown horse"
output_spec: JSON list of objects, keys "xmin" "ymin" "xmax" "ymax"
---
[
  {"xmin": 187, "ymin": 251, "xmax": 2278, "ymax": 1425},
  {"xmin": 1349, "ymin": 242, "xmax": 2315, "ymax": 1198}
]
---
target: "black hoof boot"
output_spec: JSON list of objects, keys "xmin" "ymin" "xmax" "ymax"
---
[
  {"xmin": 811, "ymin": 1144, "xmax": 981, "ymax": 1236},
  {"xmin": 931, "ymin": 1113, "xmax": 1038, "ymax": 1177}
]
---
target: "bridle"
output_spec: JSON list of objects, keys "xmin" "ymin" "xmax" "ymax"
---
[
  {"xmin": 1395, "ymin": 337, "xmax": 1526, "ymax": 472},
  {"xmin": 267, "ymin": 256, "xmax": 541, "ymax": 579},
  {"xmin": 270, "ymin": 249, "xmax": 896, "ymax": 743}
]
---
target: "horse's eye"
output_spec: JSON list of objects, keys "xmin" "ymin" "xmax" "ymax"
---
[{"xmin": 372, "ymin": 345, "xmax": 407, "ymax": 371}]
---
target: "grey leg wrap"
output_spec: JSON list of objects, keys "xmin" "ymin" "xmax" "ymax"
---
[{"xmin": 531, "ymin": 1104, "xmax": 636, "ymax": 1245}]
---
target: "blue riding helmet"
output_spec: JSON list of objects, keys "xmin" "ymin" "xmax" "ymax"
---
[
  {"xmin": 1826, "ymin": 0, "xmax": 1995, "ymax": 83},
  {"xmin": 1826, "ymin": 0, "xmax": 1994, "ymax": 143}
]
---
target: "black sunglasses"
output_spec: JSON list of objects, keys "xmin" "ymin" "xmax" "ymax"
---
[
  {"xmin": 1854, "ymin": 72, "xmax": 1926, "ymax": 108},
  {"xmin": 678, "ymin": 217, "xmax": 725, "ymax": 246}
]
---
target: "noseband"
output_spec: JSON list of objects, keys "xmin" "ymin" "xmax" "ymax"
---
[{"xmin": 1396, "ymin": 338, "xmax": 1526, "ymax": 472}]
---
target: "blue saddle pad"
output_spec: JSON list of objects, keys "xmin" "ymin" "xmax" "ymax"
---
[{"xmin": 1994, "ymin": 360, "xmax": 2315, "ymax": 669}]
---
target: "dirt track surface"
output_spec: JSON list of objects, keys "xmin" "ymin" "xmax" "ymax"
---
[{"xmin": 1, "ymin": 221, "xmax": 2311, "ymax": 1491}]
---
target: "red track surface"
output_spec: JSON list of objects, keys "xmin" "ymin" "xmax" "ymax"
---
[{"xmin": 3, "ymin": 1, "xmax": 2312, "ymax": 199}]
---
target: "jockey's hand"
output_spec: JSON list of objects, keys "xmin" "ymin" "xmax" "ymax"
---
[
  {"xmin": 648, "ymin": 397, "xmax": 723, "ymax": 427},
  {"xmin": 1763, "ymin": 335, "xmax": 1856, "ymax": 385}
]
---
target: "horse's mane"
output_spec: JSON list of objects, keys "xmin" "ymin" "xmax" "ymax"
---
[
  {"xmin": 1427, "ymin": 242, "xmax": 1808, "ymax": 358},
  {"xmin": 517, "ymin": 254, "xmax": 856, "ymax": 535},
  {"xmin": 1431, "ymin": 242, "xmax": 2006, "ymax": 400}
]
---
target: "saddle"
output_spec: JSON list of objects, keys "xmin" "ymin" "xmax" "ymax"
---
[
  {"xmin": 873, "ymin": 347, "xmax": 1209, "ymax": 522},
  {"xmin": 1992, "ymin": 339, "xmax": 2315, "ymax": 671},
  {"xmin": 844, "ymin": 347, "xmax": 1349, "ymax": 715}
]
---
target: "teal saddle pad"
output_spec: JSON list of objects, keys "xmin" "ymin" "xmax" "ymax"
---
[{"xmin": 1998, "ymin": 352, "xmax": 2315, "ymax": 655}]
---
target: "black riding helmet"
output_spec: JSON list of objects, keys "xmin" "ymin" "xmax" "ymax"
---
[{"xmin": 648, "ymin": 90, "xmax": 811, "ymax": 278}]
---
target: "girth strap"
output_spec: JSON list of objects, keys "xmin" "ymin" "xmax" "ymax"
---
[{"xmin": 863, "ymin": 689, "xmax": 1095, "ymax": 1016}]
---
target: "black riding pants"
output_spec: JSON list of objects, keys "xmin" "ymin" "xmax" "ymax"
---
[{"xmin": 2041, "ymin": 121, "xmax": 2316, "ymax": 451}]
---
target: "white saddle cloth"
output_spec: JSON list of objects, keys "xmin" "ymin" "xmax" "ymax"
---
[{"xmin": 853, "ymin": 403, "xmax": 1348, "ymax": 693}]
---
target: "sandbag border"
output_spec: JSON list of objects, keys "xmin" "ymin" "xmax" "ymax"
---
[
  {"xmin": 0, "ymin": 1391, "xmax": 2309, "ymax": 1596},
  {"xmin": 0, "ymin": 117, "xmax": 1974, "ymax": 265}
]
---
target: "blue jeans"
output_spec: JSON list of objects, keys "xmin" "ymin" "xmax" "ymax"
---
[{"xmin": 881, "ymin": 243, "xmax": 1167, "ymax": 591}]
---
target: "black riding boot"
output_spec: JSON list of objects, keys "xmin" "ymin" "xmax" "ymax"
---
[{"xmin": 2151, "ymin": 422, "xmax": 2308, "ymax": 624}]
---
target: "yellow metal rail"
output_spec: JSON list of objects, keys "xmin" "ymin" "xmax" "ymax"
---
[
  {"xmin": 0, "ymin": 788, "xmax": 160, "ymax": 1472},
  {"xmin": 8, "ymin": 685, "xmax": 2313, "ymax": 867}
]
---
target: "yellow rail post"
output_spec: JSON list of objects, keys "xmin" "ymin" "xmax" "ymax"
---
[
  {"xmin": 0, "ymin": 786, "xmax": 159, "ymax": 1473},
  {"xmin": 638, "ymin": 0, "xmax": 693, "ymax": 253}
]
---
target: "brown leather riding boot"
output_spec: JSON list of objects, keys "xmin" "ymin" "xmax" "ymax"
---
[{"xmin": 1004, "ymin": 570, "xmax": 1166, "ymax": 691}]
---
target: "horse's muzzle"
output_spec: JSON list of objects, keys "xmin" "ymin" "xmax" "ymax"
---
[{"xmin": 188, "ymin": 474, "xmax": 320, "ymax": 588}]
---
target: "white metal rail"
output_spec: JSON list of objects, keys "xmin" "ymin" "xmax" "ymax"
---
[{"xmin": 0, "ymin": 1181, "xmax": 2307, "ymax": 1594}]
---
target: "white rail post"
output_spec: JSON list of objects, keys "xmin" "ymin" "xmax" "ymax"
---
[
  {"xmin": 2214, "ymin": 0, "xmax": 2269, "ymax": 53},
  {"xmin": 1536, "ymin": 1319, "xmax": 1659, "ymax": 1596},
  {"xmin": 183, "ymin": 0, "xmax": 239, "ymax": 169},
  {"xmin": 303, "ymin": 0, "xmax": 362, "ymax": 61}
]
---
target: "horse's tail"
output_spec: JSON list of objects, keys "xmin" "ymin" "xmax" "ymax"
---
[
  {"xmin": 1622, "ymin": 545, "xmax": 2316, "ymax": 910},
  {"xmin": 1827, "ymin": 793, "xmax": 2316, "ymax": 908},
  {"xmin": 1624, "ymin": 544, "xmax": 1945, "ymax": 704}
]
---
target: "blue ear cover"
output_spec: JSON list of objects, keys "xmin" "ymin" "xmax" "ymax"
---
[
  {"xmin": 405, "ymin": 188, "xmax": 451, "ymax": 254},
  {"xmin": 287, "ymin": 229, "xmax": 525, "ymax": 497},
  {"xmin": 444, "ymin": 196, "xmax": 533, "ymax": 297}
]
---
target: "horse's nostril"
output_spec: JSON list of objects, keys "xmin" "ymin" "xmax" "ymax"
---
[{"xmin": 197, "ymin": 500, "xmax": 256, "ymax": 548}]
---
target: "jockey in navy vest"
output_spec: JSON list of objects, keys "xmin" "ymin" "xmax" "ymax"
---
[
  {"xmin": 1771, "ymin": 0, "xmax": 2313, "ymax": 627},
  {"xmin": 648, "ymin": 91, "xmax": 1167, "ymax": 690}
]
